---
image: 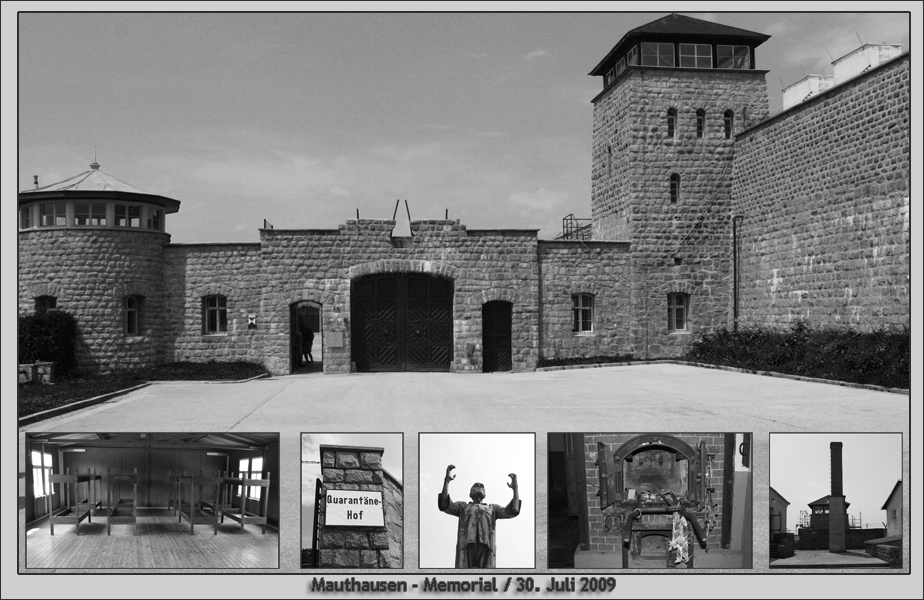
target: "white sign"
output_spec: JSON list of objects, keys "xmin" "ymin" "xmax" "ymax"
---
[{"xmin": 325, "ymin": 490, "xmax": 385, "ymax": 527}]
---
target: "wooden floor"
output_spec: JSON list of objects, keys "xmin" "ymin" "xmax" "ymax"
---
[{"xmin": 26, "ymin": 509, "xmax": 278, "ymax": 570}]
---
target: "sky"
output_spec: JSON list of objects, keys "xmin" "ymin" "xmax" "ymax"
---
[
  {"xmin": 10, "ymin": 9, "xmax": 912, "ymax": 244},
  {"xmin": 301, "ymin": 432, "xmax": 403, "ymax": 549},
  {"xmin": 769, "ymin": 433, "xmax": 903, "ymax": 531},
  {"xmin": 419, "ymin": 433, "xmax": 535, "ymax": 569}
]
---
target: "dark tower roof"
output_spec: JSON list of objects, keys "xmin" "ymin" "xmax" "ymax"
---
[
  {"xmin": 19, "ymin": 161, "xmax": 181, "ymax": 213},
  {"xmin": 590, "ymin": 13, "xmax": 770, "ymax": 76},
  {"xmin": 808, "ymin": 494, "xmax": 851, "ymax": 510}
]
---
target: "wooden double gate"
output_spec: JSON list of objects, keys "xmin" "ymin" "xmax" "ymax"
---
[{"xmin": 351, "ymin": 274, "xmax": 453, "ymax": 372}]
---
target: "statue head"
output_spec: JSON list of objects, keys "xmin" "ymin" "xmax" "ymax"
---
[{"xmin": 469, "ymin": 482, "xmax": 485, "ymax": 503}]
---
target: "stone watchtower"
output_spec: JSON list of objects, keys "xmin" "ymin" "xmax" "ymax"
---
[
  {"xmin": 588, "ymin": 14, "xmax": 770, "ymax": 356},
  {"xmin": 18, "ymin": 161, "xmax": 180, "ymax": 372}
]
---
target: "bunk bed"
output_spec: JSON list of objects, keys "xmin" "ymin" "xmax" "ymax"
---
[
  {"xmin": 177, "ymin": 471, "xmax": 221, "ymax": 535},
  {"xmin": 207, "ymin": 471, "xmax": 272, "ymax": 534},
  {"xmin": 106, "ymin": 467, "xmax": 138, "ymax": 535},
  {"xmin": 47, "ymin": 468, "xmax": 102, "ymax": 535}
]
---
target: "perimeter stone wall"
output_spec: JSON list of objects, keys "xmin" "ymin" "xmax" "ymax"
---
[
  {"xmin": 163, "ymin": 243, "xmax": 265, "ymax": 364},
  {"xmin": 538, "ymin": 241, "xmax": 633, "ymax": 360},
  {"xmin": 732, "ymin": 55, "xmax": 910, "ymax": 330}
]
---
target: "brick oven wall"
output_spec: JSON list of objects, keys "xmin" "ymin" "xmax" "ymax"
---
[
  {"xmin": 584, "ymin": 433, "xmax": 726, "ymax": 552},
  {"xmin": 732, "ymin": 55, "xmax": 910, "ymax": 330},
  {"xmin": 591, "ymin": 68, "xmax": 769, "ymax": 358},
  {"xmin": 538, "ymin": 241, "xmax": 633, "ymax": 360},
  {"xmin": 317, "ymin": 445, "xmax": 402, "ymax": 568},
  {"xmin": 18, "ymin": 229, "xmax": 170, "ymax": 373},
  {"xmin": 163, "ymin": 243, "xmax": 265, "ymax": 364},
  {"xmin": 257, "ymin": 220, "xmax": 540, "ymax": 375}
]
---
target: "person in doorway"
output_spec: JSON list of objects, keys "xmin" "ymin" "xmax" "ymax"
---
[
  {"xmin": 294, "ymin": 328, "xmax": 304, "ymax": 367},
  {"xmin": 438, "ymin": 464, "xmax": 520, "ymax": 568},
  {"xmin": 302, "ymin": 326, "xmax": 314, "ymax": 364}
]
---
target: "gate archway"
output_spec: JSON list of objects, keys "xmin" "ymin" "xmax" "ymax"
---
[{"xmin": 351, "ymin": 273, "xmax": 453, "ymax": 372}]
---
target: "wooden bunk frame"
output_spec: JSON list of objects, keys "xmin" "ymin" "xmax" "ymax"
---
[
  {"xmin": 177, "ymin": 471, "xmax": 221, "ymax": 535},
  {"xmin": 106, "ymin": 467, "xmax": 138, "ymax": 536},
  {"xmin": 47, "ymin": 468, "xmax": 102, "ymax": 535},
  {"xmin": 206, "ymin": 470, "xmax": 272, "ymax": 534}
]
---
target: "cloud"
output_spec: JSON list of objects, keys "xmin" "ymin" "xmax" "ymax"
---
[
  {"xmin": 524, "ymin": 49, "xmax": 547, "ymax": 60},
  {"xmin": 508, "ymin": 188, "xmax": 570, "ymax": 212}
]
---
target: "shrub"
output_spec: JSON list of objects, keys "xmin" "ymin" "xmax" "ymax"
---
[
  {"xmin": 537, "ymin": 353, "xmax": 635, "ymax": 368},
  {"xmin": 686, "ymin": 322, "xmax": 909, "ymax": 389},
  {"xmin": 18, "ymin": 311, "xmax": 78, "ymax": 376}
]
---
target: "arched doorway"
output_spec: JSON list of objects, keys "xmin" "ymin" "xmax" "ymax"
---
[
  {"xmin": 351, "ymin": 273, "xmax": 453, "ymax": 372},
  {"xmin": 291, "ymin": 301, "xmax": 322, "ymax": 374},
  {"xmin": 482, "ymin": 300, "xmax": 512, "ymax": 372}
]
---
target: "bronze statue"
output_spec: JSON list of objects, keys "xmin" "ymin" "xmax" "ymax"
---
[{"xmin": 438, "ymin": 464, "xmax": 520, "ymax": 568}]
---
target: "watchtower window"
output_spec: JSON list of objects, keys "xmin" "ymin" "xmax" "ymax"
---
[
  {"xmin": 148, "ymin": 208, "xmax": 162, "ymax": 231},
  {"xmin": 124, "ymin": 295, "xmax": 143, "ymax": 336},
  {"xmin": 666, "ymin": 109, "xmax": 677, "ymax": 139},
  {"xmin": 669, "ymin": 174, "xmax": 681, "ymax": 204},
  {"xmin": 717, "ymin": 45, "xmax": 750, "ymax": 69},
  {"xmin": 724, "ymin": 110, "xmax": 734, "ymax": 139},
  {"xmin": 696, "ymin": 109, "xmax": 706, "ymax": 138},
  {"xmin": 668, "ymin": 293, "xmax": 690, "ymax": 333},
  {"xmin": 680, "ymin": 44, "xmax": 712, "ymax": 68},
  {"xmin": 640, "ymin": 42, "xmax": 675, "ymax": 67}
]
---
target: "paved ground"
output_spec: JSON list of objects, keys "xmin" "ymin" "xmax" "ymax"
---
[
  {"xmin": 18, "ymin": 364, "xmax": 911, "ymax": 575},
  {"xmin": 770, "ymin": 549, "xmax": 890, "ymax": 569}
]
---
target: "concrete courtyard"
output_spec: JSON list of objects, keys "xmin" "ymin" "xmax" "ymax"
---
[{"xmin": 18, "ymin": 363, "xmax": 910, "ymax": 574}]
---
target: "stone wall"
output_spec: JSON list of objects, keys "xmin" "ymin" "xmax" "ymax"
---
[
  {"xmin": 18, "ymin": 229, "xmax": 170, "ymax": 373},
  {"xmin": 538, "ymin": 241, "xmax": 633, "ymax": 360},
  {"xmin": 865, "ymin": 539, "xmax": 902, "ymax": 568},
  {"xmin": 317, "ymin": 445, "xmax": 402, "ymax": 569},
  {"xmin": 796, "ymin": 527, "xmax": 886, "ymax": 550},
  {"xmin": 583, "ymin": 433, "xmax": 726, "ymax": 554},
  {"xmin": 163, "ymin": 243, "xmax": 265, "ymax": 364},
  {"xmin": 733, "ymin": 55, "xmax": 910, "ymax": 330},
  {"xmin": 592, "ymin": 67, "xmax": 770, "ymax": 357}
]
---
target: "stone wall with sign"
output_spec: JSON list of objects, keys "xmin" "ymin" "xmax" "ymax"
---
[{"xmin": 317, "ymin": 444, "xmax": 402, "ymax": 568}]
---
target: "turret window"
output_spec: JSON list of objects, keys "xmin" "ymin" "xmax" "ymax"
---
[
  {"xmin": 35, "ymin": 295, "xmax": 57, "ymax": 315},
  {"xmin": 148, "ymin": 208, "xmax": 162, "ymax": 231},
  {"xmin": 74, "ymin": 202, "xmax": 107, "ymax": 226},
  {"xmin": 20, "ymin": 206, "xmax": 34, "ymax": 229},
  {"xmin": 724, "ymin": 110, "xmax": 735, "ymax": 139},
  {"xmin": 115, "ymin": 205, "xmax": 142, "ymax": 228},
  {"xmin": 717, "ymin": 45, "xmax": 750, "ymax": 69},
  {"xmin": 124, "ymin": 295, "xmax": 143, "ymax": 336},
  {"xmin": 680, "ymin": 44, "xmax": 712, "ymax": 68},
  {"xmin": 696, "ymin": 109, "xmax": 706, "ymax": 138},
  {"xmin": 640, "ymin": 42, "xmax": 675, "ymax": 67},
  {"xmin": 40, "ymin": 203, "xmax": 66, "ymax": 227}
]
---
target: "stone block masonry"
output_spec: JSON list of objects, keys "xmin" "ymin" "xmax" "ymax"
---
[
  {"xmin": 733, "ymin": 55, "xmax": 909, "ymax": 331},
  {"xmin": 317, "ymin": 445, "xmax": 403, "ymax": 569},
  {"xmin": 18, "ymin": 229, "xmax": 171, "ymax": 373}
]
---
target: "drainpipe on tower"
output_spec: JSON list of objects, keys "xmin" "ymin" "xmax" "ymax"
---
[{"xmin": 732, "ymin": 216, "xmax": 744, "ymax": 331}]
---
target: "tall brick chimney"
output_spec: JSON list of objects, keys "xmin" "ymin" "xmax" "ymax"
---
[{"xmin": 828, "ymin": 442, "xmax": 846, "ymax": 552}]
